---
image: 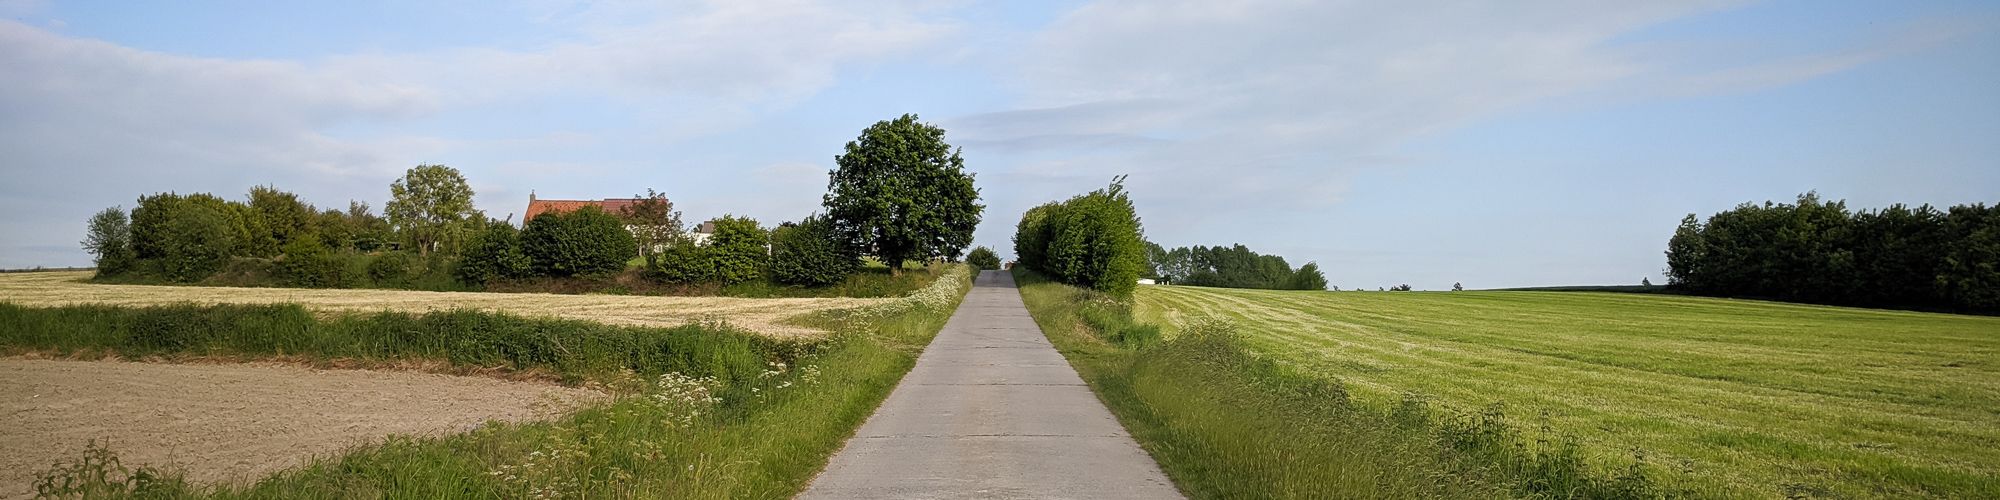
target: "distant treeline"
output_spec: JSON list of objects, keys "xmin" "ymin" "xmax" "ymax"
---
[
  {"xmin": 1145, "ymin": 243, "xmax": 1327, "ymax": 291},
  {"xmin": 1666, "ymin": 192, "xmax": 1998, "ymax": 313}
]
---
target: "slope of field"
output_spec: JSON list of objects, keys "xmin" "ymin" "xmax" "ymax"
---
[
  {"xmin": 1135, "ymin": 286, "xmax": 2000, "ymax": 498},
  {"xmin": 0, "ymin": 271, "xmax": 883, "ymax": 337},
  {"xmin": 1, "ymin": 358, "xmax": 600, "ymax": 499}
]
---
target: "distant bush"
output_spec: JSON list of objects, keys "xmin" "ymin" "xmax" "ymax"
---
[
  {"xmin": 276, "ymin": 238, "xmax": 345, "ymax": 288},
  {"xmin": 769, "ymin": 214, "xmax": 858, "ymax": 286},
  {"xmin": 1390, "ymin": 284, "xmax": 1412, "ymax": 291},
  {"xmin": 456, "ymin": 224, "xmax": 531, "ymax": 285},
  {"xmin": 1290, "ymin": 262, "xmax": 1328, "ymax": 291},
  {"xmin": 366, "ymin": 251, "xmax": 419, "ymax": 286},
  {"xmin": 651, "ymin": 244, "xmax": 715, "ymax": 284},
  {"xmin": 1016, "ymin": 177, "xmax": 1146, "ymax": 297},
  {"xmin": 522, "ymin": 206, "xmax": 637, "ymax": 277},
  {"xmin": 158, "ymin": 202, "xmax": 241, "ymax": 283},
  {"xmin": 707, "ymin": 215, "xmax": 769, "ymax": 285},
  {"xmin": 966, "ymin": 246, "xmax": 1001, "ymax": 271}
]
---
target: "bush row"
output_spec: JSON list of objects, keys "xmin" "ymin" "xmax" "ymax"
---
[{"xmin": 1014, "ymin": 177, "xmax": 1147, "ymax": 297}]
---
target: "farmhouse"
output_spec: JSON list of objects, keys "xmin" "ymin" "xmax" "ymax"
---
[{"xmin": 523, "ymin": 192, "xmax": 713, "ymax": 244}]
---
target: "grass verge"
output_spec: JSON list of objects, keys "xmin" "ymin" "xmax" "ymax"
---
[
  {"xmin": 1014, "ymin": 268, "xmax": 1672, "ymax": 499},
  {"xmin": 11, "ymin": 265, "xmax": 973, "ymax": 499}
]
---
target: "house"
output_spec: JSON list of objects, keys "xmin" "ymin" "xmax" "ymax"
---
[{"xmin": 523, "ymin": 192, "xmax": 713, "ymax": 245}]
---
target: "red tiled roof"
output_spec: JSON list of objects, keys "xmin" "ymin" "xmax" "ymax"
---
[{"xmin": 523, "ymin": 198, "xmax": 643, "ymax": 222}]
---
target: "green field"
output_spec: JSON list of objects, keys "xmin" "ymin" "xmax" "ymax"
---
[{"xmin": 1134, "ymin": 286, "xmax": 2000, "ymax": 498}]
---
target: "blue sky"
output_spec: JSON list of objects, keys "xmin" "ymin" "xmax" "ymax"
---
[{"xmin": 3, "ymin": 0, "xmax": 1995, "ymax": 289}]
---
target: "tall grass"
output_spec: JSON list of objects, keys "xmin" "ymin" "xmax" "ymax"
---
[
  {"xmin": 1015, "ymin": 269, "xmax": 1670, "ymax": 499},
  {"xmin": 0, "ymin": 303, "xmax": 784, "ymax": 384},
  {"xmin": 12, "ymin": 264, "xmax": 975, "ymax": 498}
]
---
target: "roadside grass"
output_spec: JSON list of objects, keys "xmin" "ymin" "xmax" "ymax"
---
[
  {"xmin": 1134, "ymin": 284, "xmax": 2000, "ymax": 498},
  {"xmin": 13, "ymin": 265, "xmax": 974, "ymax": 499},
  {"xmin": 1020, "ymin": 269, "xmax": 1689, "ymax": 498}
]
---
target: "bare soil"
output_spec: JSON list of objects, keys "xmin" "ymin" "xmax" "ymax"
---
[{"xmin": 0, "ymin": 358, "xmax": 604, "ymax": 498}]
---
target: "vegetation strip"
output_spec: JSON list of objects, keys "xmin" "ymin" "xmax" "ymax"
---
[
  {"xmin": 1017, "ymin": 270, "xmax": 1727, "ymax": 498},
  {"xmin": 0, "ymin": 271, "xmax": 878, "ymax": 337},
  {"xmin": 11, "ymin": 265, "xmax": 973, "ymax": 498}
]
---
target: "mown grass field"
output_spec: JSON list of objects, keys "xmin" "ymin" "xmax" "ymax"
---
[{"xmin": 1134, "ymin": 286, "xmax": 2000, "ymax": 497}]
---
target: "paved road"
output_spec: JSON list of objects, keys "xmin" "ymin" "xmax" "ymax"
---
[{"xmin": 801, "ymin": 270, "xmax": 1183, "ymax": 499}]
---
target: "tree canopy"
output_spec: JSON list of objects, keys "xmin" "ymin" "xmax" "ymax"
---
[
  {"xmin": 386, "ymin": 164, "xmax": 476, "ymax": 256},
  {"xmin": 824, "ymin": 114, "xmax": 983, "ymax": 271}
]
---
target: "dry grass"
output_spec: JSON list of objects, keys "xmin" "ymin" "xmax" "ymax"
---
[{"xmin": 0, "ymin": 271, "xmax": 887, "ymax": 337}]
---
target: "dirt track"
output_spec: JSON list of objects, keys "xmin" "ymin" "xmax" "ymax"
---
[{"xmin": 0, "ymin": 358, "xmax": 602, "ymax": 498}]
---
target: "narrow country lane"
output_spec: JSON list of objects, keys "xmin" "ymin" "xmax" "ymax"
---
[{"xmin": 801, "ymin": 270, "xmax": 1182, "ymax": 499}]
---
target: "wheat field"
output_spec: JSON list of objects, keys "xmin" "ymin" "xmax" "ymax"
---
[
  {"xmin": 1135, "ymin": 285, "xmax": 2000, "ymax": 498},
  {"xmin": 0, "ymin": 271, "xmax": 885, "ymax": 337}
]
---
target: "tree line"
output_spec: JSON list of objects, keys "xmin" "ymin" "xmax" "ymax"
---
[
  {"xmin": 1144, "ymin": 242, "xmax": 1326, "ymax": 291},
  {"xmin": 1666, "ymin": 192, "xmax": 1998, "ymax": 313},
  {"xmin": 82, "ymin": 114, "xmax": 986, "ymax": 292}
]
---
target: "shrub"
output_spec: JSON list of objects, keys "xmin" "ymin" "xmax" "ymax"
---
[
  {"xmin": 1013, "ymin": 202, "xmax": 1058, "ymax": 272},
  {"xmin": 366, "ymin": 251, "xmax": 419, "ymax": 285},
  {"xmin": 1290, "ymin": 262, "xmax": 1328, "ymax": 291},
  {"xmin": 158, "ymin": 202, "xmax": 241, "ymax": 283},
  {"xmin": 966, "ymin": 246, "xmax": 1000, "ymax": 271},
  {"xmin": 522, "ymin": 206, "xmax": 637, "ymax": 277},
  {"xmin": 276, "ymin": 238, "xmax": 345, "ymax": 288},
  {"xmin": 708, "ymin": 215, "xmax": 769, "ymax": 285},
  {"xmin": 1025, "ymin": 176, "xmax": 1146, "ymax": 297},
  {"xmin": 769, "ymin": 214, "xmax": 859, "ymax": 286},
  {"xmin": 651, "ymin": 244, "xmax": 715, "ymax": 284},
  {"xmin": 456, "ymin": 224, "xmax": 531, "ymax": 285}
]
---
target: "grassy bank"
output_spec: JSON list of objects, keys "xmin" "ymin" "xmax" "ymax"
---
[
  {"xmin": 15, "ymin": 265, "xmax": 974, "ymax": 498},
  {"xmin": 1135, "ymin": 284, "xmax": 2000, "ymax": 498},
  {"xmin": 1017, "ymin": 269, "xmax": 1694, "ymax": 499}
]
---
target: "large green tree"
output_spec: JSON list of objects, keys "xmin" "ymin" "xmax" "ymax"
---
[
  {"xmin": 824, "ymin": 114, "xmax": 983, "ymax": 273},
  {"xmin": 385, "ymin": 164, "xmax": 476, "ymax": 256}
]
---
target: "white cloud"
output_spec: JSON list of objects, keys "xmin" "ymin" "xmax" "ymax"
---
[
  {"xmin": 0, "ymin": 1, "xmax": 957, "ymax": 267},
  {"xmin": 946, "ymin": 0, "xmax": 1986, "ymax": 252}
]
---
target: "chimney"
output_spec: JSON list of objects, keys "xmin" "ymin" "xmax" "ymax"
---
[{"xmin": 529, "ymin": 190, "xmax": 537, "ymax": 202}]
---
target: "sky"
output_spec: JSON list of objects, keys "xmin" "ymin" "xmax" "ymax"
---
[{"xmin": 2, "ymin": 0, "xmax": 1996, "ymax": 289}]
